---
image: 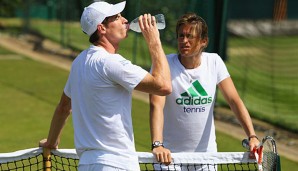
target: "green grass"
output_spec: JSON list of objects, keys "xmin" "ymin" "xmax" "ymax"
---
[
  {"xmin": 0, "ymin": 56, "xmax": 73, "ymax": 150},
  {"xmin": 1, "ymin": 18, "xmax": 298, "ymax": 169},
  {"xmin": 0, "ymin": 45, "xmax": 297, "ymax": 171},
  {"xmin": 2, "ymin": 17, "xmax": 298, "ymax": 132}
]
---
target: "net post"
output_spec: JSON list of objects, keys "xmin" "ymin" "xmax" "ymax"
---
[{"xmin": 43, "ymin": 148, "xmax": 51, "ymax": 171}]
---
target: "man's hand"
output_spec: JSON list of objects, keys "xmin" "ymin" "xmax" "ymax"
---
[
  {"xmin": 39, "ymin": 138, "xmax": 58, "ymax": 149},
  {"xmin": 138, "ymin": 14, "xmax": 160, "ymax": 44}
]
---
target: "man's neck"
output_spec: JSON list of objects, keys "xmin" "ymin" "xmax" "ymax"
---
[{"xmin": 94, "ymin": 39, "xmax": 119, "ymax": 54}]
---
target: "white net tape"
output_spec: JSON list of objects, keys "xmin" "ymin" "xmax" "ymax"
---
[{"xmin": 0, "ymin": 148, "xmax": 258, "ymax": 171}]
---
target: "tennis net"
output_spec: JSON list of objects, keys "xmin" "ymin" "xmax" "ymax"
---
[{"xmin": 0, "ymin": 147, "xmax": 259, "ymax": 171}]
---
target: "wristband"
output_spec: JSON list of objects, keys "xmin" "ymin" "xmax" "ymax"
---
[{"xmin": 248, "ymin": 135, "xmax": 259, "ymax": 141}]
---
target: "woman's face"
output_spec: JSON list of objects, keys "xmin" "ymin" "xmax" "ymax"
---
[{"xmin": 177, "ymin": 24, "xmax": 207, "ymax": 58}]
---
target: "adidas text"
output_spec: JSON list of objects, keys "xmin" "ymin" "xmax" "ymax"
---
[{"xmin": 176, "ymin": 96, "xmax": 212, "ymax": 105}]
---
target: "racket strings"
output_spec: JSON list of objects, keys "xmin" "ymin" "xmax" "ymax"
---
[{"xmin": 261, "ymin": 139, "xmax": 277, "ymax": 171}]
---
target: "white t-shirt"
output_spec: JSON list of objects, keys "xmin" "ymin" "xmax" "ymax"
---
[
  {"xmin": 163, "ymin": 53, "xmax": 230, "ymax": 153},
  {"xmin": 64, "ymin": 45, "xmax": 147, "ymax": 170}
]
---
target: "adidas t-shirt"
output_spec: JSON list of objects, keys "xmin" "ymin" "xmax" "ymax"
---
[
  {"xmin": 64, "ymin": 45, "xmax": 147, "ymax": 170},
  {"xmin": 163, "ymin": 53, "xmax": 230, "ymax": 152}
]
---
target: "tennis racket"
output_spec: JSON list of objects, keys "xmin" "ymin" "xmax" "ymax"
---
[{"xmin": 242, "ymin": 136, "xmax": 279, "ymax": 171}]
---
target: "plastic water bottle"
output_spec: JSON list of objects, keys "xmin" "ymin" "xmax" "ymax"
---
[{"xmin": 129, "ymin": 14, "xmax": 166, "ymax": 33}]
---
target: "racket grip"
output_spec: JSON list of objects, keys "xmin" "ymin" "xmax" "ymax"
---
[{"xmin": 242, "ymin": 139, "xmax": 250, "ymax": 150}]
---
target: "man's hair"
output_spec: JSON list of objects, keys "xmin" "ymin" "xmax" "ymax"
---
[
  {"xmin": 88, "ymin": 15, "xmax": 119, "ymax": 44},
  {"xmin": 176, "ymin": 13, "xmax": 208, "ymax": 42},
  {"xmin": 89, "ymin": 17, "xmax": 110, "ymax": 44},
  {"xmin": 89, "ymin": 31, "xmax": 100, "ymax": 44}
]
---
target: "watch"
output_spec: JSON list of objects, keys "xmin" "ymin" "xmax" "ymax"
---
[{"xmin": 151, "ymin": 141, "xmax": 164, "ymax": 150}]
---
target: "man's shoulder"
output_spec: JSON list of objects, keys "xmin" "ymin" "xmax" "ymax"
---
[{"xmin": 102, "ymin": 53, "xmax": 134, "ymax": 70}]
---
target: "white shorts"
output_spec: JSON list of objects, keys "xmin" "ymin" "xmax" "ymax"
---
[{"xmin": 78, "ymin": 163, "xmax": 127, "ymax": 171}]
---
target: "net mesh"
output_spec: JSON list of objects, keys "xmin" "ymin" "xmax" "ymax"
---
[
  {"xmin": 0, "ymin": 148, "xmax": 44, "ymax": 171},
  {"xmin": 0, "ymin": 148, "xmax": 261, "ymax": 171}
]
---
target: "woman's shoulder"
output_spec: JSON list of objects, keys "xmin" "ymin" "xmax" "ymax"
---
[
  {"xmin": 166, "ymin": 53, "xmax": 178, "ymax": 59},
  {"xmin": 202, "ymin": 52, "xmax": 220, "ymax": 58},
  {"xmin": 202, "ymin": 52, "xmax": 224, "ymax": 63},
  {"xmin": 166, "ymin": 53, "xmax": 179, "ymax": 66}
]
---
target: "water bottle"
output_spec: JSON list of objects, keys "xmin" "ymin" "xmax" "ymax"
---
[{"xmin": 129, "ymin": 14, "xmax": 166, "ymax": 33}]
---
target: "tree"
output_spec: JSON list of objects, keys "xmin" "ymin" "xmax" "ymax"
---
[{"xmin": 0, "ymin": 0, "xmax": 23, "ymax": 17}]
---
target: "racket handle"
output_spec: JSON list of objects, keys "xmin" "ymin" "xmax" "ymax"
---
[{"xmin": 242, "ymin": 139, "xmax": 250, "ymax": 150}]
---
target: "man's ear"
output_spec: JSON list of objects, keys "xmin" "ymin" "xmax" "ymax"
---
[{"xmin": 97, "ymin": 24, "xmax": 106, "ymax": 34}]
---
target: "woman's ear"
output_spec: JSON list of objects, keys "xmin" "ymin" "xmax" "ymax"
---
[{"xmin": 201, "ymin": 37, "xmax": 209, "ymax": 48}]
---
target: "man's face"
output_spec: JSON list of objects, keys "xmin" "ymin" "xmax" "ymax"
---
[{"xmin": 104, "ymin": 13, "xmax": 129, "ymax": 43}]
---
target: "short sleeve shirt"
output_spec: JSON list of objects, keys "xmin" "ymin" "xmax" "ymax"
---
[
  {"xmin": 64, "ymin": 45, "xmax": 147, "ymax": 170},
  {"xmin": 163, "ymin": 53, "xmax": 230, "ymax": 152}
]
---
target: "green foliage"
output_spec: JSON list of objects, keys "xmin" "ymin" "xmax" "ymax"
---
[{"xmin": 0, "ymin": 0, "xmax": 23, "ymax": 17}]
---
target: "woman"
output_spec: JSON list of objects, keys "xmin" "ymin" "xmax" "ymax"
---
[{"xmin": 149, "ymin": 13, "xmax": 259, "ymax": 170}]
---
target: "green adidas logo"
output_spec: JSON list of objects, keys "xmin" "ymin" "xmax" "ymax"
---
[
  {"xmin": 176, "ymin": 80, "xmax": 212, "ymax": 105},
  {"xmin": 181, "ymin": 80, "xmax": 208, "ymax": 97}
]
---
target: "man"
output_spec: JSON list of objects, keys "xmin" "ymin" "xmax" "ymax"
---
[
  {"xmin": 150, "ymin": 13, "xmax": 259, "ymax": 170},
  {"xmin": 39, "ymin": 1, "xmax": 171, "ymax": 171}
]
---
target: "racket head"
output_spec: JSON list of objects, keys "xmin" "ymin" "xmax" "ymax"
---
[{"xmin": 261, "ymin": 136, "xmax": 278, "ymax": 171}]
